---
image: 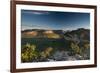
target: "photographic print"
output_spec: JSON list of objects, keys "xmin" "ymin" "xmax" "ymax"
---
[
  {"xmin": 21, "ymin": 10, "xmax": 90, "ymax": 63},
  {"xmin": 11, "ymin": 1, "xmax": 97, "ymax": 72}
]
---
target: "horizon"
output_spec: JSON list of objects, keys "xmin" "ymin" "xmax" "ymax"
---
[{"xmin": 21, "ymin": 27, "xmax": 90, "ymax": 32}]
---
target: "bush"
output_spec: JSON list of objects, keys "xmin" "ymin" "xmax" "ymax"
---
[
  {"xmin": 70, "ymin": 42, "xmax": 82, "ymax": 55},
  {"xmin": 21, "ymin": 43, "xmax": 39, "ymax": 62}
]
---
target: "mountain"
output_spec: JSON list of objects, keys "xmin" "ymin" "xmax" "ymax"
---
[
  {"xmin": 63, "ymin": 28, "xmax": 90, "ymax": 43},
  {"xmin": 21, "ymin": 29, "xmax": 63, "ymax": 39},
  {"xmin": 22, "ymin": 28, "xmax": 90, "ymax": 41}
]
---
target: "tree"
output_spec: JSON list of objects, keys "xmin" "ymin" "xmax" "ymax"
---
[
  {"xmin": 70, "ymin": 42, "xmax": 81, "ymax": 55},
  {"xmin": 21, "ymin": 43, "xmax": 38, "ymax": 62},
  {"xmin": 40, "ymin": 47, "xmax": 53, "ymax": 59}
]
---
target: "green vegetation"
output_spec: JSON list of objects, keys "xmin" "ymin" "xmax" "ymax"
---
[
  {"xmin": 70, "ymin": 41, "xmax": 90, "ymax": 59},
  {"xmin": 21, "ymin": 43, "xmax": 39, "ymax": 62},
  {"xmin": 21, "ymin": 28, "xmax": 90, "ymax": 62},
  {"xmin": 70, "ymin": 42, "xmax": 82, "ymax": 55},
  {"xmin": 40, "ymin": 47, "xmax": 53, "ymax": 59},
  {"xmin": 21, "ymin": 43, "xmax": 54, "ymax": 62}
]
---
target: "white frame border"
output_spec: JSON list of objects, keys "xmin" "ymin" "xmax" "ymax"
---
[{"xmin": 16, "ymin": 4, "xmax": 95, "ymax": 69}]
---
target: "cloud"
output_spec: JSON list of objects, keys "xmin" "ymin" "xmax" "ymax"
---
[{"xmin": 22, "ymin": 10, "xmax": 50, "ymax": 15}]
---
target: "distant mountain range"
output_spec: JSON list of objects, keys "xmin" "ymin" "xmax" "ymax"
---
[
  {"xmin": 22, "ymin": 29, "xmax": 63, "ymax": 39},
  {"xmin": 21, "ymin": 28, "xmax": 90, "ymax": 42}
]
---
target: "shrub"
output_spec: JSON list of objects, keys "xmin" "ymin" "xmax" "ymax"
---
[{"xmin": 21, "ymin": 43, "xmax": 39, "ymax": 62}]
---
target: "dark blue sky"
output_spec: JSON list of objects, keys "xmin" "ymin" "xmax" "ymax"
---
[{"xmin": 21, "ymin": 10, "xmax": 90, "ymax": 30}]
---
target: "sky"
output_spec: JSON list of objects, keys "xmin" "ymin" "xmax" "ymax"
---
[{"xmin": 21, "ymin": 10, "xmax": 90, "ymax": 31}]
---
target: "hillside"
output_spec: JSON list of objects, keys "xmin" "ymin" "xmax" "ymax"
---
[
  {"xmin": 22, "ymin": 29, "xmax": 63, "ymax": 39},
  {"xmin": 63, "ymin": 28, "xmax": 90, "ymax": 43},
  {"xmin": 22, "ymin": 28, "xmax": 90, "ymax": 41},
  {"xmin": 21, "ymin": 28, "xmax": 90, "ymax": 62}
]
